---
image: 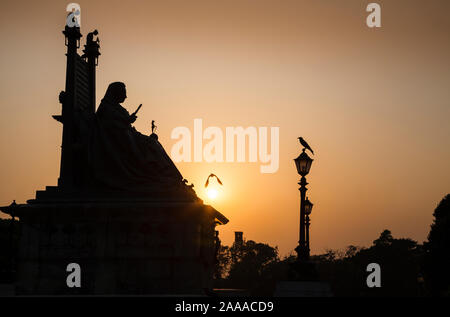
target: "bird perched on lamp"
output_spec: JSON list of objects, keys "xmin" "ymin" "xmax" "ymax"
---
[{"xmin": 298, "ymin": 137, "xmax": 314, "ymax": 155}]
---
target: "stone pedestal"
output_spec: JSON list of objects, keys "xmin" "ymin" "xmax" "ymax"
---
[{"xmin": 4, "ymin": 197, "xmax": 227, "ymax": 295}]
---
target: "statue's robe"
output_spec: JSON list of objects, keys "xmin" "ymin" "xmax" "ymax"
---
[{"xmin": 89, "ymin": 97, "xmax": 183, "ymax": 192}]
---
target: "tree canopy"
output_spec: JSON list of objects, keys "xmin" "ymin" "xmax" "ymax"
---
[{"xmin": 424, "ymin": 194, "xmax": 450, "ymax": 296}]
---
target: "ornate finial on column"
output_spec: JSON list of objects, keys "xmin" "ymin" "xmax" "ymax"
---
[{"xmin": 63, "ymin": 15, "xmax": 82, "ymax": 49}]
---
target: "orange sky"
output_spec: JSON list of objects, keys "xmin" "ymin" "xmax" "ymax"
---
[{"xmin": 1, "ymin": 0, "xmax": 449, "ymax": 257}]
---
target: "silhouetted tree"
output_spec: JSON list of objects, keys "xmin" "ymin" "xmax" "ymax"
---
[
  {"xmin": 315, "ymin": 230, "xmax": 423, "ymax": 296},
  {"xmin": 215, "ymin": 245, "xmax": 231, "ymax": 279},
  {"xmin": 344, "ymin": 245, "xmax": 362, "ymax": 258},
  {"xmin": 214, "ymin": 239, "xmax": 283, "ymax": 295},
  {"xmin": 373, "ymin": 229, "xmax": 393, "ymax": 247},
  {"xmin": 227, "ymin": 240, "xmax": 279, "ymax": 288},
  {"xmin": 424, "ymin": 194, "xmax": 450, "ymax": 296},
  {"xmin": 214, "ymin": 230, "xmax": 426, "ymax": 296}
]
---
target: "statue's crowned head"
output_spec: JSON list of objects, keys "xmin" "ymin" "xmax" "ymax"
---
[{"xmin": 104, "ymin": 82, "xmax": 127, "ymax": 103}]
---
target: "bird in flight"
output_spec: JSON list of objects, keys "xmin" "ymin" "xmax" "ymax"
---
[
  {"xmin": 298, "ymin": 137, "xmax": 314, "ymax": 155},
  {"xmin": 205, "ymin": 173, "xmax": 223, "ymax": 188}
]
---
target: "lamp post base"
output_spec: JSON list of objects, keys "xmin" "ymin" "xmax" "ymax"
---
[
  {"xmin": 274, "ymin": 260, "xmax": 333, "ymax": 297},
  {"xmin": 288, "ymin": 260, "xmax": 319, "ymax": 281}
]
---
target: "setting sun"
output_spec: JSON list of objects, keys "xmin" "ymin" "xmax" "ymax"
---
[{"xmin": 207, "ymin": 188, "xmax": 219, "ymax": 200}]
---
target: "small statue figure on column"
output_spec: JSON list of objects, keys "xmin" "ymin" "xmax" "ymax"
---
[{"xmin": 151, "ymin": 120, "xmax": 157, "ymax": 134}]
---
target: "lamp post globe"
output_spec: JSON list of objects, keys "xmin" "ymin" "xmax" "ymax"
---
[
  {"xmin": 294, "ymin": 150, "xmax": 313, "ymax": 177},
  {"xmin": 305, "ymin": 197, "xmax": 313, "ymax": 216}
]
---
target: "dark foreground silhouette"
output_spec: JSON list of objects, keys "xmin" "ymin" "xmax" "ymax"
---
[
  {"xmin": 0, "ymin": 19, "xmax": 228, "ymax": 295},
  {"xmin": 212, "ymin": 194, "xmax": 450, "ymax": 297}
]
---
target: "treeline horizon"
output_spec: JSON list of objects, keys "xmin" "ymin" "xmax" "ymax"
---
[{"xmin": 214, "ymin": 194, "xmax": 450, "ymax": 296}]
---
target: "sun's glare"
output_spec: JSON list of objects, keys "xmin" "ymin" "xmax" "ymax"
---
[{"xmin": 207, "ymin": 188, "xmax": 219, "ymax": 200}]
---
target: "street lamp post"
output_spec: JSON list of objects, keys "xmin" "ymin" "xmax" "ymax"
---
[
  {"xmin": 293, "ymin": 149, "xmax": 313, "ymax": 262},
  {"xmin": 305, "ymin": 215, "xmax": 310, "ymax": 257},
  {"xmin": 285, "ymin": 140, "xmax": 322, "ymax": 284},
  {"xmin": 304, "ymin": 197, "xmax": 313, "ymax": 258}
]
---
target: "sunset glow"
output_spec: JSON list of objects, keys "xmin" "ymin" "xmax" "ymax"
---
[
  {"xmin": 0, "ymin": 0, "xmax": 449, "ymax": 259},
  {"xmin": 207, "ymin": 188, "xmax": 219, "ymax": 200}
]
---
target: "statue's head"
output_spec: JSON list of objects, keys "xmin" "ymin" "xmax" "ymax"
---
[{"xmin": 104, "ymin": 82, "xmax": 127, "ymax": 103}]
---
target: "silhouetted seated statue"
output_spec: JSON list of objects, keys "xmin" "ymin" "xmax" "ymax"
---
[{"xmin": 90, "ymin": 82, "xmax": 184, "ymax": 193}]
